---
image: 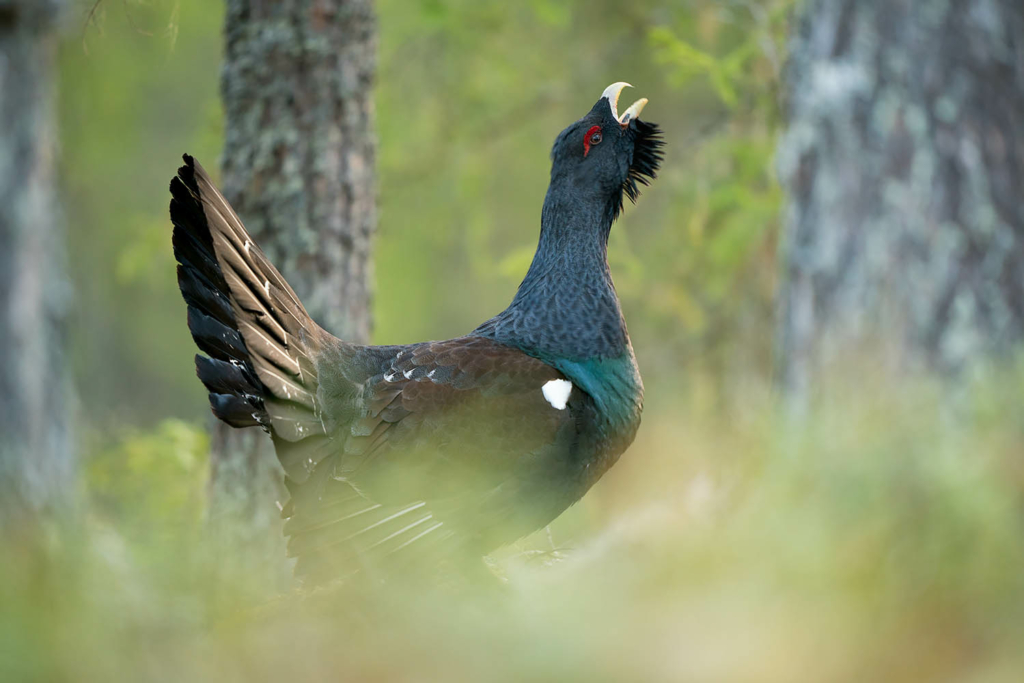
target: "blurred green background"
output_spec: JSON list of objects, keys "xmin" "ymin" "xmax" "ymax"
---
[{"xmin": 7, "ymin": 0, "xmax": 1024, "ymax": 681}]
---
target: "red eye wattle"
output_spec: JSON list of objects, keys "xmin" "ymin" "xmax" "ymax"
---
[{"xmin": 583, "ymin": 125, "xmax": 603, "ymax": 157}]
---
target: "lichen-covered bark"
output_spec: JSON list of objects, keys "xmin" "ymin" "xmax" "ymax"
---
[
  {"xmin": 0, "ymin": 0, "xmax": 75, "ymax": 532},
  {"xmin": 776, "ymin": 0, "xmax": 1024, "ymax": 404},
  {"xmin": 210, "ymin": 0, "xmax": 376, "ymax": 572}
]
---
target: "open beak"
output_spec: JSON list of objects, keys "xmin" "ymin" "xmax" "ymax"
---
[{"xmin": 601, "ymin": 82, "xmax": 649, "ymax": 126}]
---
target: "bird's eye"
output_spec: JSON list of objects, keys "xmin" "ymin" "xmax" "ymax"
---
[{"xmin": 583, "ymin": 125, "xmax": 603, "ymax": 157}]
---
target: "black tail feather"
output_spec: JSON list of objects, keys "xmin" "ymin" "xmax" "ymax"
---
[
  {"xmin": 176, "ymin": 265, "xmax": 234, "ymax": 326},
  {"xmin": 209, "ymin": 393, "xmax": 264, "ymax": 429},
  {"xmin": 195, "ymin": 355, "xmax": 261, "ymax": 397},
  {"xmin": 186, "ymin": 307, "xmax": 248, "ymax": 364}
]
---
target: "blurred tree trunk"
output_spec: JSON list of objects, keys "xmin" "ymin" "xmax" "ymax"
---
[
  {"xmin": 0, "ymin": 0, "xmax": 74, "ymax": 535},
  {"xmin": 210, "ymin": 0, "xmax": 377, "ymax": 579},
  {"xmin": 776, "ymin": 0, "xmax": 1024, "ymax": 406}
]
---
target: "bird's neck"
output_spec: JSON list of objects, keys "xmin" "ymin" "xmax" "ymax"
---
[
  {"xmin": 522, "ymin": 187, "xmax": 616, "ymax": 292},
  {"xmin": 475, "ymin": 186, "xmax": 629, "ymax": 362}
]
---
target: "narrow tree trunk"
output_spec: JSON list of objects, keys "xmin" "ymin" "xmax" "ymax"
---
[
  {"xmin": 776, "ymin": 0, "xmax": 1024, "ymax": 406},
  {"xmin": 0, "ymin": 0, "xmax": 74, "ymax": 535},
  {"xmin": 209, "ymin": 0, "xmax": 376, "ymax": 577}
]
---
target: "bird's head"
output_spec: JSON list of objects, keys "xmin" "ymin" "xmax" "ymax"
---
[{"xmin": 549, "ymin": 82, "xmax": 664, "ymax": 218}]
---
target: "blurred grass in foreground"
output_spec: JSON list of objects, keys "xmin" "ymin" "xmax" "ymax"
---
[{"xmin": 5, "ymin": 366, "xmax": 1024, "ymax": 683}]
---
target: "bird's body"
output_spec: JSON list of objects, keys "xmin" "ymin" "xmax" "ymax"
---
[{"xmin": 170, "ymin": 83, "xmax": 662, "ymax": 579}]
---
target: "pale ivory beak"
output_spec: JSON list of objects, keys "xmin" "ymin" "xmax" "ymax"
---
[{"xmin": 601, "ymin": 82, "xmax": 649, "ymax": 126}]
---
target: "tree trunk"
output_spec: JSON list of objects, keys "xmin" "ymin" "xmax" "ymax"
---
[
  {"xmin": 0, "ymin": 0, "xmax": 74, "ymax": 535},
  {"xmin": 209, "ymin": 0, "xmax": 376, "ymax": 578},
  {"xmin": 776, "ymin": 0, "xmax": 1024, "ymax": 406}
]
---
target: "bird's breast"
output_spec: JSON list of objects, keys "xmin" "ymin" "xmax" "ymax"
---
[{"xmin": 552, "ymin": 351, "xmax": 643, "ymax": 484}]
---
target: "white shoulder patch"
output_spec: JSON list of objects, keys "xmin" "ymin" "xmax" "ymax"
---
[{"xmin": 541, "ymin": 379, "xmax": 573, "ymax": 410}]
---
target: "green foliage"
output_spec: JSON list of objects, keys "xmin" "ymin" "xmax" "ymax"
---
[
  {"xmin": 651, "ymin": 25, "xmax": 741, "ymax": 106},
  {"xmin": 61, "ymin": 0, "xmax": 223, "ymax": 427},
  {"xmin": 6, "ymin": 376, "xmax": 1024, "ymax": 681},
  {"xmin": 86, "ymin": 419, "xmax": 209, "ymax": 545}
]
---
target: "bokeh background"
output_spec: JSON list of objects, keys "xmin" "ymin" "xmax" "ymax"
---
[{"xmin": 5, "ymin": 1, "xmax": 1024, "ymax": 681}]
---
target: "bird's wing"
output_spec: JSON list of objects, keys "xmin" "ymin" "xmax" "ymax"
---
[{"xmin": 283, "ymin": 336, "xmax": 585, "ymax": 579}]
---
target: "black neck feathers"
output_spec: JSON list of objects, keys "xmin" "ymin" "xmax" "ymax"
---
[{"xmin": 473, "ymin": 181, "xmax": 628, "ymax": 362}]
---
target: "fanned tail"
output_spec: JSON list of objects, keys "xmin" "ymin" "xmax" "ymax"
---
[{"xmin": 169, "ymin": 155, "xmax": 334, "ymax": 480}]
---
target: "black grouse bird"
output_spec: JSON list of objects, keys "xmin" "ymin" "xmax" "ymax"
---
[{"xmin": 170, "ymin": 83, "xmax": 663, "ymax": 579}]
